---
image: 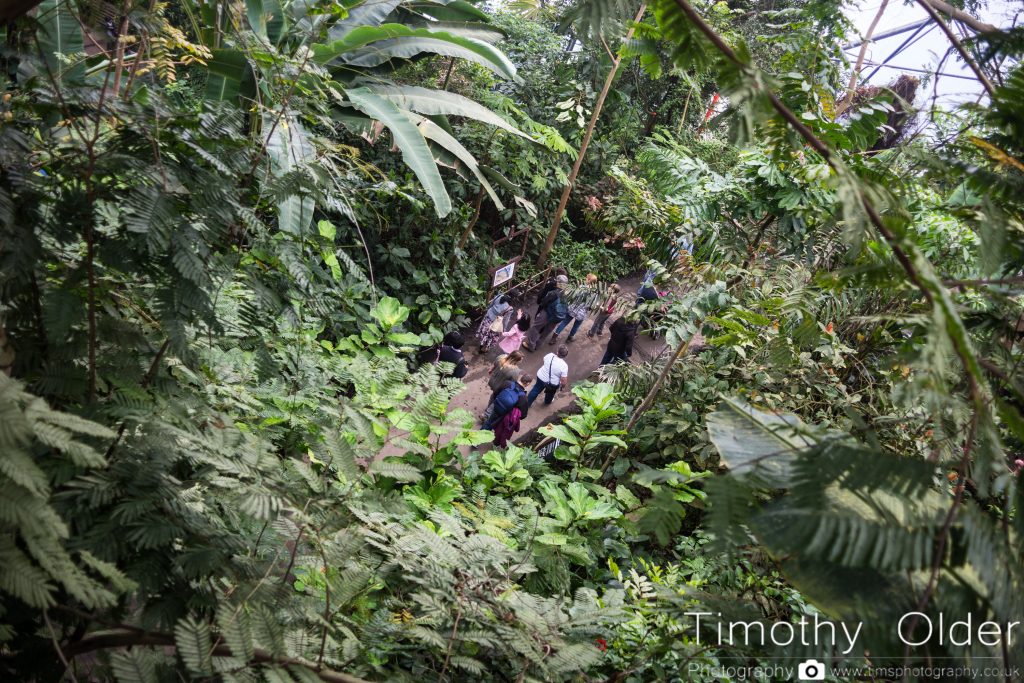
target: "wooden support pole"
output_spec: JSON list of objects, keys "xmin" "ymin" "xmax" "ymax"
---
[{"xmin": 536, "ymin": 4, "xmax": 648, "ymax": 269}]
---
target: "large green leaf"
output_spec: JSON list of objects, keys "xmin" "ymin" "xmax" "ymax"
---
[
  {"xmin": 363, "ymin": 84, "xmax": 529, "ymax": 139},
  {"xmin": 204, "ymin": 49, "xmax": 254, "ymax": 104},
  {"xmin": 244, "ymin": 0, "xmax": 286, "ymax": 43},
  {"xmin": 402, "ymin": 20, "xmax": 505, "ymax": 43},
  {"xmin": 705, "ymin": 397, "xmax": 815, "ymax": 487},
  {"xmin": 328, "ymin": 0, "xmax": 403, "ymax": 41},
  {"xmin": 313, "ymin": 24, "xmax": 519, "ymax": 83},
  {"xmin": 264, "ymin": 114, "xmax": 316, "ymax": 235},
  {"xmin": 345, "ymin": 88, "xmax": 452, "ymax": 217},
  {"xmin": 371, "ymin": 296, "xmax": 411, "ymax": 329},
  {"xmin": 265, "ymin": 0, "xmax": 287, "ymax": 43},
  {"xmin": 245, "ymin": 0, "xmax": 268, "ymax": 39},
  {"xmin": 414, "ymin": 115, "xmax": 503, "ymax": 210},
  {"xmin": 36, "ymin": 0, "xmax": 84, "ymax": 85},
  {"xmin": 407, "ymin": 0, "xmax": 490, "ymax": 22},
  {"xmin": 480, "ymin": 165, "xmax": 521, "ymax": 193}
]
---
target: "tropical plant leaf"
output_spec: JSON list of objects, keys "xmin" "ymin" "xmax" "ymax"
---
[
  {"xmin": 205, "ymin": 49, "xmax": 254, "ymax": 104},
  {"xmin": 36, "ymin": 0, "xmax": 85, "ymax": 85},
  {"xmin": 414, "ymin": 115, "xmax": 503, "ymax": 209},
  {"xmin": 264, "ymin": 113, "xmax": 316, "ymax": 235},
  {"xmin": 705, "ymin": 398, "xmax": 820, "ymax": 487},
  {"xmin": 407, "ymin": 0, "xmax": 491, "ymax": 22},
  {"xmin": 363, "ymin": 84, "xmax": 530, "ymax": 139},
  {"xmin": 328, "ymin": 0, "xmax": 404, "ymax": 41},
  {"xmin": 314, "ymin": 24, "xmax": 520, "ymax": 83},
  {"xmin": 345, "ymin": 88, "xmax": 452, "ymax": 217}
]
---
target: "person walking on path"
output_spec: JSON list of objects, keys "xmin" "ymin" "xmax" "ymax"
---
[
  {"xmin": 587, "ymin": 283, "xmax": 621, "ymax": 338},
  {"xmin": 475, "ymin": 293, "xmax": 514, "ymax": 353},
  {"xmin": 534, "ymin": 267, "xmax": 567, "ymax": 316},
  {"xmin": 492, "ymin": 382, "xmax": 528, "ymax": 447},
  {"xmin": 549, "ymin": 273, "xmax": 599, "ymax": 346},
  {"xmin": 528, "ymin": 345, "xmax": 569, "ymax": 407},
  {"xmin": 524, "ymin": 275, "xmax": 568, "ymax": 351},
  {"xmin": 496, "ymin": 312, "xmax": 531, "ymax": 356},
  {"xmin": 483, "ymin": 374, "xmax": 532, "ymax": 434},
  {"xmin": 600, "ymin": 313, "xmax": 640, "ymax": 366},
  {"xmin": 481, "ymin": 351, "xmax": 524, "ymax": 423}
]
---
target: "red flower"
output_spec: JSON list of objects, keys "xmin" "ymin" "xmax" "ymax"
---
[
  {"xmin": 595, "ymin": 638, "xmax": 607, "ymax": 652},
  {"xmin": 825, "ymin": 322, "xmax": 834, "ymax": 334}
]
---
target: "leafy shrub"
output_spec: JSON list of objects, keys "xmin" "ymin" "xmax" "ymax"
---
[{"xmin": 547, "ymin": 234, "xmax": 635, "ymax": 281}]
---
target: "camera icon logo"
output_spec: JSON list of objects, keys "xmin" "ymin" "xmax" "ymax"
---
[{"xmin": 797, "ymin": 658, "xmax": 826, "ymax": 680}]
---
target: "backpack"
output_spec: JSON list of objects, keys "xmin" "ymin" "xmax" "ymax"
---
[
  {"xmin": 493, "ymin": 381, "xmax": 521, "ymax": 416},
  {"xmin": 547, "ymin": 292, "xmax": 568, "ymax": 322},
  {"xmin": 568, "ymin": 287, "xmax": 594, "ymax": 320}
]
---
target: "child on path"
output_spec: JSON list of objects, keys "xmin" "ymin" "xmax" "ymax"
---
[
  {"xmin": 497, "ymin": 312, "xmax": 531, "ymax": 356},
  {"xmin": 528, "ymin": 345, "xmax": 569, "ymax": 407},
  {"xmin": 588, "ymin": 283, "xmax": 621, "ymax": 338},
  {"xmin": 549, "ymin": 273, "xmax": 599, "ymax": 345}
]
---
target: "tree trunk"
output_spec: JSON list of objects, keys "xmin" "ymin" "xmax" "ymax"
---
[
  {"xmin": 536, "ymin": 3, "xmax": 647, "ymax": 269},
  {"xmin": 642, "ymin": 75, "xmax": 678, "ymax": 137},
  {"xmin": 441, "ymin": 57, "xmax": 456, "ymax": 90}
]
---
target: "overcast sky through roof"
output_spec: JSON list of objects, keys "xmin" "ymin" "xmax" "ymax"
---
[{"xmin": 842, "ymin": 0, "xmax": 1020, "ymax": 107}]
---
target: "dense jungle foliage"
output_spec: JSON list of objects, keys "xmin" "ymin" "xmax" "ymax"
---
[{"xmin": 1, "ymin": 0, "xmax": 1023, "ymax": 680}]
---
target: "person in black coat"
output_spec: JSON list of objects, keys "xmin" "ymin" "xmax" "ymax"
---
[
  {"xmin": 419, "ymin": 330, "xmax": 469, "ymax": 378},
  {"xmin": 600, "ymin": 315, "xmax": 640, "ymax": 366},
  {"xmin": 524, "ymin": 275, "xmax": 568, "ymax": 350},
  {"xmin": 534, "ymin": 267, "xmax": 568, "ymax": 316}
]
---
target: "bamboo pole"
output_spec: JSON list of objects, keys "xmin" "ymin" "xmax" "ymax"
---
[
  {"xmin": 836, "ymin": 0, "xmax": 890, "ymax": 116},
  {"xmin": 536, "ymin": 4, "xmax": 648, "ymax": 268}
]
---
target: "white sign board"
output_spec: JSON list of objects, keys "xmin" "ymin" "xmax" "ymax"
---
[{"xmin": 492, "ymin": 262, "xmax": 515, "ymax": 288}]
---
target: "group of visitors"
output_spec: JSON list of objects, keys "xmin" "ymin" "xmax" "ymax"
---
[
  {"xmin": 478, "ymin": 343, "xmax": 567, "ymax": 447},
  {"xmin": 472, "ymin": 268, "xmax": 656, "ymax": 445},
  {"xmin": 419, "ymin": 268, "xmax": 661, "ymax": 448}
]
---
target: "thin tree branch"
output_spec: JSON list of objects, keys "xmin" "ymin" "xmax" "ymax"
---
[
  {"xmin": 280, "ymin": 525, "xmax": 305, "ymax": 585},
  {"xmin": 838, "ymin": 0, "xmax": 890, "ymax": 115},
  {"xmin": 437, "ymin": 602, "xmax": 463, "ymax": 683},
  {"xmin": 441, "ymin": 57, "xmax": 456, "ymax": 90},
  {"xmin": 919, "ymin": 0, "xmax": 998, "ymax": 34},
  {"xmin": 454, "ymin": 186, "xmax": 485, "ymax": 256},
  {"xmin": 901, "ymin": 411, "xmax": 978, "ymax": 663},
  {"xmin": 943, "ymin": 276, "xmax": 1024, "ymax": 289},
  {"xmin": 316, "ymin": 532, "xmax": 332, "ymax": 668},
  {"xmin": 43, "ymin": 608, "xmax": 74, "ymax": 678},
  {"xmin": 102, "ymin": 337, "xmax": 170, "ymax": 459}
]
